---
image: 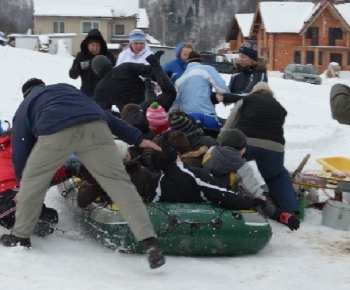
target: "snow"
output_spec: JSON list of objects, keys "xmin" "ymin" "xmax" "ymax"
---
[
  {"xmin": 259, "ymin": 2, "xmax": 317, "ymax": 33},
  {"xmin": 235, "ymin": 14, "xmax": 254, "ymax": 37},
  {"xmin": 334, "ymin": 3, "xmax": 350, "ymax": 28},
  {"xmin": 1, "ymin": 45, "xmax": 350, "ymax": 289},
  {"xmin": 137, "ymin": 8, "xmax": 150, "ymax": 29},
  {"xmin": 33, "ymin": 0, "xmax": 139, "ymax": 17}
]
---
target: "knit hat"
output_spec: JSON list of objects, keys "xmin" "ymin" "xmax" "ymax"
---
[
  {"xmin": 187, "ymin": 51, "xmax": 203, "ymax": 63},
  {"xmin": 251, "ymin": 81, "xmax": 270, "ymax": 93},
  {"xmin": 146, "ymin": 102, "xmax": 168, "ymax": 126},
  {"xmin": 219, "ymin": 129, "xmax": 247, "ymax": 151},
  {"xmin": 238, "ymin": 40, "xmax": 258, "ymax": 61},
  {"xmin": 114, "ymin": 140, "xmax": 129, "ymax": 159},
  {"xmin": 22, "ymin": 78, "xmax": 45, "ymax": 98},
  {"xmin": 92, "ymin": 55, "xmax": 112, "ymax": 76},
  {"xmin": 129, "ymin": 29, "xmax": 146, "ymax": 43},
  {"xmin": 169, "ymin": 115, "xmax": 194, "ymax": 135}
]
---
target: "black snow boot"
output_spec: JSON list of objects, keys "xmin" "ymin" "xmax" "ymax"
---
[
  {"xmin": 141, "ymin": 237, "xmax": 166, "ymax": 269},
  {"xmin": 34, "ymin": 221, "xmax": 55, "ymax": 238},
  {"xmin": 1, "ymin": 234, "xmax": 32, "ymax": 248}
]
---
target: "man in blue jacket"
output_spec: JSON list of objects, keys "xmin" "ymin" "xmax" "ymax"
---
[{"xmin": 0, "ymin": 79, "xmax": 165, "ymax": 269}]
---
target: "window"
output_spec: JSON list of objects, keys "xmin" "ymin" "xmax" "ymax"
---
[
  {"xmin": 114, "ymin": 24, "xmax": 125, "ymax": 35},
  {"xmin": 294, "ymin": 51, "xmax": 301, "ymax": 64},
  {"xmin": 261, "ymin": 29, "xmax": 264, "ymax": 40},
  {"xmin": 53, "ymin": 22, "xmax": 65, "ymax": 33},
  {"xmin": 306, "ymin": 27, "xmax": 318, "ymax": 45},
  {"xmin": 306, "ymin": 51, "xmax": 315, "ymax": 64},
  {"xmin": 318, "ymin": 51, "xmax": 323, "ymax": 65},
  {"xmin": 82, "ymin": 22, "xmax": 99, "ymax": 34},
  {"xmin": 348, "ymin": 52, "xmax": 350, "ymax": 66},
  {"xmin": 329, "ymin": 28, "xmax": 343, "ymax": 46}
]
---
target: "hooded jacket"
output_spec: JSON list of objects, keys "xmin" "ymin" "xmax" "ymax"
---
[
  {"xmin": 330, "ymin": 83, "xmax": 350, "ymax": 125},
  {"xmin": 69, "ymin": 29, "xmax": 116, "ymax": 97},
  {"xmin": 163, "ymin": 42, "xmax": 187, "ymax": 85},
  {"xmin": 203, "ymin": 146, "xmax": 264, "ymax": 198},
  {"xmin": 116, "ymin": 44, "xmax": 153, "ymax": 66}
]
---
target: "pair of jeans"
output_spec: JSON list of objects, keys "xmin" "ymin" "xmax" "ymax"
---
[{"xmin": 243, "ymin": 145, "xmax": 299, "ymax": 213}]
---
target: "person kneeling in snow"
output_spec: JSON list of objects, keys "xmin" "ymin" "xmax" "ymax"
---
[{"xmin": 77, "ymin": 137, "xmax": 300, "ymax": 231}]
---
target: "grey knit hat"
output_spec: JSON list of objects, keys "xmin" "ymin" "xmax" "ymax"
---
[
  {"xmin": 219, "ymin": 129, "xmax": 247, "ymax": 150},
  {"xmin": 92, "ymin": 55, "xmax": 112, "ymax": 76},
  {"xmin": 169, "ymin": 115, "xmax": 194, "ymax": 134}
]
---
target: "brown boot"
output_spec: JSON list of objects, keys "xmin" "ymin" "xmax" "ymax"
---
[
  {"xmin": 141, "ymin": 237, "xmax": 166, "ymax": 269},
  {"xmin": 1, "ymin": 234, "xmax": 31, "ymax": 248}
]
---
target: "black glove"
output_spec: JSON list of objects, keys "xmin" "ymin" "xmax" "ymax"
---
[
  {"xmin": 80, "ymin": 60, "xmax": 91, "ymax": 70},
  {"xmin": 272, "ymin": 210, "xmax": 300, "ymax": 231},
  {"xmin": 210, "ymin": 92, "xmax": 219, "ymax": 105},
  {"xmin": 151, "ymin": 147, "xmax": 177, "ymax": 171}
]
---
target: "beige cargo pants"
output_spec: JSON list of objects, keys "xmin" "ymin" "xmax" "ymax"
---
[{"xmin": 12, "ymin": 120, "xmax": 155, "ymax": 241}]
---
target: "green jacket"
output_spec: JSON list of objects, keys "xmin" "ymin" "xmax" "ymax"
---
[{"xmin": 330, "ymin": 84, "xmax": 350, "ymax": 125}]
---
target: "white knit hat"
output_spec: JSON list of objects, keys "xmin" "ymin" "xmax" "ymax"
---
[
  {"xmin": 251, "ymin": 81, "xmax": 270, "ymax": 93},
  {"xmin": 114, "ymin": 140, "xmax": 129, "ymax": 159}
]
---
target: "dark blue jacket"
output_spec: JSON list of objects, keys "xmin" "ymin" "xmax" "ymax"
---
[{"xmin": 11, "ymin": 83, "xmax": 143, "ymax": 182}]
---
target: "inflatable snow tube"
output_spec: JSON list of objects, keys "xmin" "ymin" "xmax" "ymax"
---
[{"xmin": 58, "ymin": 179, "xmax": 272, "ymax": 256}]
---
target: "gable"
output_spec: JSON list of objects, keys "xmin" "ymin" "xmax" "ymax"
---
[
  {"xmin": 33, "ymin": 0, "xmax": 139, "ymax": 18},
  {"xmin": 259, "ymin": 2, "xmax": 317, "ymax": 33},
  {"xmin": 236, "ymin": 14, "xmax": 254, "ymax": 37}
]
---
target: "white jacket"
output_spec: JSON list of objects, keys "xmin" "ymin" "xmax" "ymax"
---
[{"xmin": 115, "ymin": 44, "xmax": 153, "ymax": 66}]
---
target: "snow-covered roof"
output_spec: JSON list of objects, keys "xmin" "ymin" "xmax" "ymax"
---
[
  {"xmin": 334, "ymin": 3, "xmax": 350, "ymax": 27},
  {"xmin": 137, "ymin": 9, "xmax": 149, "ymax": 29},
  {"xmin": 33, "ymin": 0, "xmax": 139, "ymax": 18},
  {"xmin": 235, "ymin": 14, "xmax": 254, "ymax": 37},
  {"xmin": 259, "ymin": 2, "xmax": 317, "ymax": 33},
  {"xmin": 146, "ymin": 34, "xmax": 160, "ymax": 45}
]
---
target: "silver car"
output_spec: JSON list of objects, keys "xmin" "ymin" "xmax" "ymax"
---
[{"xmin": 283, "ymin": 64, "xmax": 322, "ymax": 85}]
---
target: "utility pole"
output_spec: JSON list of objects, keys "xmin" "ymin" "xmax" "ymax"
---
[{"xmin": 162, "ymin": 4, "xmax": 168, "ymax": 46}]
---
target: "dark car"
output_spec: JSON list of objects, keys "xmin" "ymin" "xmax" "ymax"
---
[
  {"xmin": 199, "ymin": 52, "xmax": 235, "ymax": 74},
  {"xmin": 283, "ymin": 64, "xmax": 322, "ymax": 85}
]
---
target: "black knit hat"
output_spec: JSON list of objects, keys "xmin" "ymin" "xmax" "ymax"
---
[
  {"xmin": 219, "ymin": 129, "xmax": 247, "ymax": 150},
  {"xmin": 169, "ymin": 115, "xmax": 194, "ymax": 134},
  {"xmin": 238, "ymin": 40, "xmax": 258, "ymax": 61},
  {"xmin": 92, "ymin": 55, "xmax": 112, "ymax": 76},
  {"xmin": 22, "ymin": 78, "xmax": 45, "ymax": 98},
  {"xmin": 187, "ymin": 51, "xmax": 203, "ymax": 64}
]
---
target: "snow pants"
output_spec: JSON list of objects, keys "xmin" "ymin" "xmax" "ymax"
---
[
  {"xmin": 243, "ymin": 145, "xmax": 299, "ymax": 213},
  {"xmin": 12, "ymin": 120, "xmax": 156, "ymax": 241}
]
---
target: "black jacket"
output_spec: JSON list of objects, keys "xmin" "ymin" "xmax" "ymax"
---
[
  {"xmin": 94, "ymin": 62, "xmax": 153, "ymax": 111},
  {"xmin": 235, "ymin": 92, "xmax": 287, "ymax": 145},
  {"xmin": 223, "ymin": 58, "xmax": 268, "ymax": 104},
  {"xmin": 69, "ymin": 29, "xmax": 116, "ymax": 97}
]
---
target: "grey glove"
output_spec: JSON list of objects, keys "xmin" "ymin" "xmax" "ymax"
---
[{"xmin": 80, "ymin": 60, "xmax": 91, "ymax": 70}]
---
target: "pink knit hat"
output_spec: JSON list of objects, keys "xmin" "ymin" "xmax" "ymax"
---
[{"xmin": 146, "ymin": 102, "xmax": 168, "ymax": 126}]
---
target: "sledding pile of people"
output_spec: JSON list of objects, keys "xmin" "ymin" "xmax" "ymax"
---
[{"xmin": 1, "ymin": 28, "xmax": 303, "ymax": 270}]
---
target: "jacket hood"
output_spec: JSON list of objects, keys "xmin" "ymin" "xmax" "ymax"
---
[
  {"xmin": 205, "ymin": 146, "xmax": 245, "ymax": 176},
  {"xmin": 174, "ymin": 41, "xmax": 186, "ymax": 58},
  {"xmin": 80, "ymin": 29, "xmax": 108, "ymax": 56}
]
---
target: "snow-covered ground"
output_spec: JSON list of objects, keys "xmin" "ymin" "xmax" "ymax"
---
[{"xmin": 1, "ymin": 45, "xmax": 350, "ymax": 290}]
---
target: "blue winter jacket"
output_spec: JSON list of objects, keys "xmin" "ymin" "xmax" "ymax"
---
[
  {"xmin": 162, "ymin": 41, "xmax": 187, "ymax": 85},
  {"xmin": 173, "ymin": 62, "xmax": 229, "ymax": 116},
  {"xmin": 11, "ymin": 83, "xmax": 143, "ymax": 182}
]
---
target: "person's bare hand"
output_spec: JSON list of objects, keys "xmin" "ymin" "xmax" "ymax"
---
[
  {"xmin": 216, "ymin": 94, "xmax": 224, "ymax": 102},
  {"xmin": 139, "ymin": 140, "xmax": 162, "ymax": 151},
  {"xmin": 14, "ymin": 193, "xmax": 19, "ymax": 203}
]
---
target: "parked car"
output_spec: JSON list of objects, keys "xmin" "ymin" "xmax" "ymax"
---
[
  {"xmin": 283, "ymin": 64, "xmax": 322, "ymax": 85},
  {"xmin": 199, "ymin": 51, "xmax": 235, "ymax": 74}
]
